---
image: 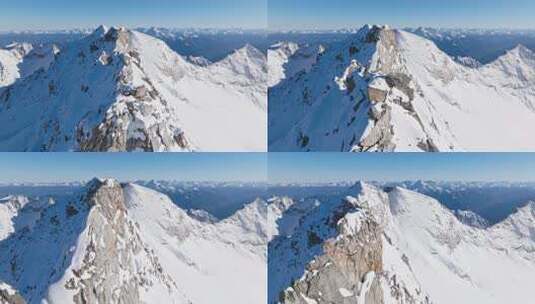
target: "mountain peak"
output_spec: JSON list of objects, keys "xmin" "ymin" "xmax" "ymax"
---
[
  {"xmin": 225, "ymin": 198, "xmax": 267, "ymax": 232},
  {"xmin": 94, "ymin": 25, "xmax": 109, "ymax": 35},
  {"xmin": 87, "ymin": 25, "xmax": 133, "ymax": 49},
  {"xmin": 348, "ymin": 180, "xmax": 370, "ymax": 193},
  {"xmin": 514, "ymin": 200, "xmax": 535, "ymax": 218},
  {"xmin": 231, "ymin": 43, "xmax": 265, "ymax": 61},
  {"xmin": 454, "ymin": 209, "xmax": 490, "ymax": 228},
  {"xmin": 85, "ymin": 177, "xmax": 120, "ymax": 190},
  {"xmin": 497, "ymin": 44, "xmax": 535, "ymax": 64},
  {"xmin": 511, "ymin": 44, "xmax": 532, "ymax": 54},
  {"xmin": 355, "ymin": 24, "xmax": 394, "ymax": 43},
  {"xmin": 83, "ymin": 178, "xmax": 124, "ymax": 212}
]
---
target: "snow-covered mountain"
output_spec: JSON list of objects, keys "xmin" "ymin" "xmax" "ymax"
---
[
  {"xmin": 269, "ymin": 182, "xmax": 535, "ymax": 303},
  {"xmin": 0, "ymin": 26, "xmax": 267, "ymax": 152},
  {"xmin": 134, "ymin": 180, "xmax": 268, "ymax": 219},
  {"xmin": 374, "ymin": 180, "xmax": 535, "ymax": 223},
  {"xmin": 269, "ymin": 24, "xmax": 535, "ymax": 152},
  {"xmin": 268, "ymin": 42, "xmax": 325, "ymax": 87},
  {"xmin": 453, "ymin": 209, "xmax": 490, "ymax": 228},
  {"xmin": 405, "ymin": 27, "xmax": 535, "ymax": 63},
  {"xmin": 0, "ymin": 42, "xmax": 58, "ymax": 87},
  {"xmin": 0, "ymin": 178, "xmax": 267, "ymax": 304},
  {"xmin": 186, "ymin": 55, "xmax": 212, "ymax": 67}
]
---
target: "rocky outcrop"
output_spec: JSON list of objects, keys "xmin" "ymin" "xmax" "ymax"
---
[
  {"xmin": 53, "ymin": 179, "xmax": 179, "ymax": 304},
  {"xmin": 368, "ymin": 78, "xmax": 389, "ymax": 104},
  {"xmin": 365, "ymin": 26, "xmax": 405, "ymax": 77},
  {"xmin": 282, "ymin": 220, "xmax": 383, "ymax": 304},
  {"xmin": 280, "ymin": 197, "xmax": 384, "ymax": 304},
  {"xmin": 78, "ymin": 103, "xmax": 190, "ymax": 152},
  {"xmin": 74, "ymin": 28, "xmax": 193, "ymax": 152},
  {"xmin": 0, "ymin": 283, "xmax": 26, "ymax": 304},
  {"xmin": 357, "ymin": 104, "xmax": 395, "ymax": 152},
  {"xmin": 368, "ymin": 87, "xmax": 388, "ymax": 104},
  {"xmin": 1, "ymin": 25, "xmax": 266, "ymax": 152}
]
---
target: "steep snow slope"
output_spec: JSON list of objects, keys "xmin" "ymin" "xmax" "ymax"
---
[
  {"xmin": 0, "ymin": 43, "xmax": 57, "ymax": 88},
  {"xmin": 0, "ymin": 195, "xmax": 50, "ymax": 241},
  {"xmin": 268, "ymin": 42, "xmax": 324, "ymax": 87},
  {"xmin": 208, "ymin": 43, "xmax": 268, "ymax": 111},
  {"xmin": 454, "ymin": 209, "xmax": 490, "ymax": 228},
  {"xmin": 0, "ymin": 46, "xmax": 23, "ymax": 87},
  {"xmin": 0, "ymin": 179, "xmax": 267, "ymax": 304},
  {"xmin": 269, "ymin": 183, "xmax": 535, "ymax": 304},
  {"xmin": 268, "ymin": 42, "xmax": 299, "ymax": 87},
  {"xmin": 0, "ymin": 26, "xmax": 267, "ymax": 152},
  {"xmin": 269, "ymin": 25, "xmax": 535, "ymax": 152},
  {"xmin": 123, "ymin": 183, "xmax": 267, "ymax": 304}
]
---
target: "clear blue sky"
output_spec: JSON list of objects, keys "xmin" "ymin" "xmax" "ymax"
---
[
  {"xmin": 269, "ymin": 0, "xmax": 535, "ymax": 30},
  {"xmin": 0, "ymin": 0, "xmax": 266, "ymax": 31},
  {"xmin": 0, "ymin": 153, "xmax": 267, "ymax": 183},
  {"xmin": 269, "ymin": 153, "xmax": 535, "ymax": 183},
  {"xmin": 2, "ymin": 153, "xmax": 534, "ymax": 184}
]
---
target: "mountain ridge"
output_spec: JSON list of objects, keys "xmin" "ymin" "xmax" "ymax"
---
[
  {"xmin": 0, "ymin": 178, "xmax": 266, "ymax": 304},
  {"xmin": 0, "ymin": 25, "xmax": 267, "ymax": 152},
  {"xmin": 269, "ymin": 181, "xmax": 535, "ymax": 303},
  {"xmin": 269, "ymin": 24, "xmax": 535, "ymax": 152}
]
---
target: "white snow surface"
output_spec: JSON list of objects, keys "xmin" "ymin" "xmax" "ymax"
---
[
  {"xmin": 270, "ymin": 182, "xmax": 535, "ymax": 303},
  {"xmin": 123, "ymin": 184, "xmax": 267, "ymax": 304},
  {"xmin": 0, "ymin": 180, "xmax": 267, "ymax": 304},
  {"xmin": 454, "ymin": 209, "xmax": 490, "ymax": 228},
  {"xmin": 269, "ymin": 25, "xmax": 535, "ymax": 151},
  {"xmin": 0, "ymin": 42, "xmax": 57, "ymax": 88},
  {"xmin": 0, "ymin": 26, "xmax": 267, "ymax": 152},
  {"xmin": 0, "ymin": 195, "xmax": 48, "ymax": 241},
  {"xmin": 268, "ymin": 42, "xmax": 324, "ymax": 88}
]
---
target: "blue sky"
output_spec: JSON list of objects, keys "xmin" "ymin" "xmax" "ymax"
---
[
  {"xmin": 0, "ymin": 0, "xmax": 266, "ymax": 31},
  {"xmin": 0, "ymin": 153, "xmax": 267, "ymax": 183},
  {"xmin": 2, "ymin": 153, "xmax": 534, "ymax": 184},
  {"xmin": 269, "ymin": 0, "xmax": 535, "ymax": 30},
  {"xmin": 269, "ymin": 153, "xmax": 535, "ymax": 183}
]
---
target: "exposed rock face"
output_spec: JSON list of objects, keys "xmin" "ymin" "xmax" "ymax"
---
[
  {"xmin": 282, "ymin": 215, "xmax": 384, "ymax": 304},
  {"xmin": 1, "ymin": 179, "xmax": 265, "ymax": 304},
  {"xmin": 358, "ymin": 104, "xmax": 395, "ymax": 152},
  {"xmin": 368, "ymin": 26, "xmax": 405, "ymax": 76},
  {"xmin": 272, "ymin": 183, "xmax": 535, "ymax": 303},
  {"xmin": 74, "ymin": 28, "xmax": 193, "ymax": 152},
  {"xmin": 270, "ymin": 193, "xmax": 386, "ymax": 304},
  {"xmin": 69, "ymin": 179, "xmax": 142, "ymax": 303},
  {"xmin": 0, "ymin": 283, "xmax": 26, "ymax": 304},
  {"xmin": 78, "ymin": 100, "xmax": 188, "ymax": 153},
  {"xmin": 270, "ymin": 183, "xmax": 435, "ymax": 304},
  {"xmin": 1, "ymin": 25, "xmax": 267, "ymax": 152},
  {"xmin": 48, "ymin": 179, "xmax": 180, "ymax": 304},
  {"xmin": 269, "ymin": 25, "xmax": 423, "ymax": 152},
  {"xmin": 272, "ymin": 24, "xmax": 535, "ymax": 152},
  {"xmin": 349, "ymin": 26, "xmax": 429, "ymax": 152},
  {"xmin": 368, "ymin": 87, "xmax": 388, "ymax": 104}
]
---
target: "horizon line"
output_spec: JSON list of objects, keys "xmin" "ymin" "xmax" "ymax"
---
[
  {"xmin": 0, "ymin": 25, "xmax": 268, "ymax": 33},
  {"xmin": 3, "ymin": 179, "xmax": 535, "ymax": 186},
  {"xmin": 266, "ymin": 25, "xmax": 535, "ymax": 32},
  {"xmin": 3, "ymin": 24, "xmax": 535, "ymax": 34}
]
